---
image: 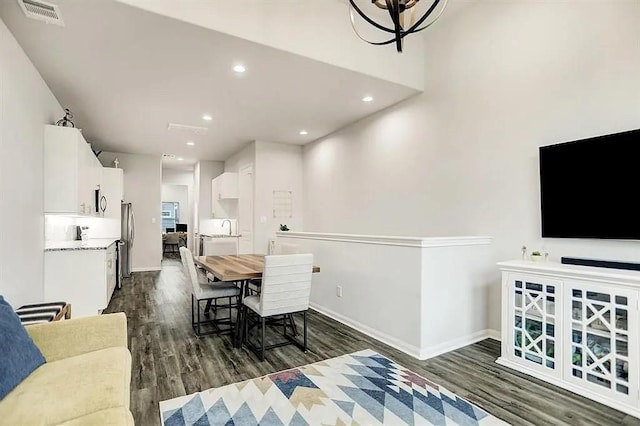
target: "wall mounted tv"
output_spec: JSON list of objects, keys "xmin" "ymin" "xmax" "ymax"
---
[{"xmin": 539, "ymin": 128, "xmax": 640, "ymax": 239}]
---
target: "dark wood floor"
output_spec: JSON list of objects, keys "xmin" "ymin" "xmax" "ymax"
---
[{"xmin": 105, "ymin": 254, "xmax": 639, "ymax": 426}]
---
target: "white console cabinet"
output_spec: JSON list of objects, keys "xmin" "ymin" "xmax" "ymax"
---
[{"xmin": 498, "ymin": 260, "xmax": 640, "ymax": 417}]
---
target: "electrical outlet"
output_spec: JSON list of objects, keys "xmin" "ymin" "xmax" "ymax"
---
[{"xmin": 336, "ymin": 285, "xmax": 343, "ymax": 298}]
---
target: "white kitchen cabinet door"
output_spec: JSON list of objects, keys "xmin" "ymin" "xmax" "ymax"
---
[
  {"xmin": 217, "ymin": 172, "xmax": 238, "ymax": 199},
  {"xmin": 44, "ymin": 249, "xmax": 107, "ymax": 317},
  {"xmin": 44, "ymin": 125, "xmax": 101, "ymax": 215},
  {"xmin": 101, "ymin": 168, "xmax": 124, "ymax": 220}
]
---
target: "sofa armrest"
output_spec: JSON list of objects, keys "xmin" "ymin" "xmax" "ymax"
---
[{"xmin": 26, "ymin": 313, "xmax": 128, "ymax": 362}]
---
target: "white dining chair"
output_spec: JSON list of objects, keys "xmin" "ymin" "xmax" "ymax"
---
[
  {"xmin": 241, "ymin": 254, "xmax": 313, "ymax": 361},
  {"xmin": 203, "ymin": 239, "xmax": 238, "ymax": 278},
  {"xmin": 179, "ymin": 247, "xmax": 241, "ymax": 336}
]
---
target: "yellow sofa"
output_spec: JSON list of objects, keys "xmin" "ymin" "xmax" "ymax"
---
[{"xmin": 0, "ymin": 313, "xmax": 133, "ymax": 425}]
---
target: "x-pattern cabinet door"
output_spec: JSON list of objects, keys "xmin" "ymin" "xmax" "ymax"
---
[
  {"xmin": 508, "ymin": 273, "xmax": 562, "ymax": 378},
  {"xmin": 564, "ymin": 280, "xmax": 639, "ymax": 407}
]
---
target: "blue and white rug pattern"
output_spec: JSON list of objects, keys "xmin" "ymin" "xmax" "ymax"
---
[{"xmin": 160, "ymin": 349, "xmax": 506, "ymax": 425}]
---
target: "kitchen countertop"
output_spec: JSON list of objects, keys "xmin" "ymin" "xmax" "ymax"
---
[
  {"xmin": 45, "ymin": 238, "xmax": 119, "ymax": 252},
  {"xmin": 199, "ymin": 234, "xmax": 241, "ymax": 238}
]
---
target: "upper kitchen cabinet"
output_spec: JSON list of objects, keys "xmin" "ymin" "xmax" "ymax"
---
[
  {"xmin": 214, "ymin": 172, "xmax": 238, "ymax": 200},
  {"xmin": 44, "ymin": 125, "xmax": 102, "ymax": 215},
  {"xmin": 211, "ymin": 172, "xmax": 238, "ymax": 217},
  {"xmin": 100, "ymin": 167, "xmax": 124, "ymax": 220}
]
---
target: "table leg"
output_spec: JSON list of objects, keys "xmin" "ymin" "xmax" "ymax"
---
[{"xmin": 234, "ymin": 279, "xmax": 247, "ymax": 348}]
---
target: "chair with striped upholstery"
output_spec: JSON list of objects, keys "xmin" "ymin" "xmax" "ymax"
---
[
  {"xmin": 15, "ymin": 302, "xmax": 70, "ymax": 325},
  {"xmin": 241, "ymin": 254, "xmax": 313, "ymax": 361}
]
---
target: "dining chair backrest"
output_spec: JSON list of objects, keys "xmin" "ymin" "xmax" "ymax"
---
[
  {"xmin": 259, "ymin": 254, "xmax": 313, "ymax": 317},
  {"xmin": 204, "ymin": 239, "xmax": 238, "ymax": 256},
  {"xmin": 278, "ymin": 242, "xmax": 300, "ymax": 255},
  {"xmin": 179, "ymin": 247, "xmax": 204, "ymax": 299},
  {"xmin": 165, "ymin": 232, "xmax": 180, "ymax": 244}
]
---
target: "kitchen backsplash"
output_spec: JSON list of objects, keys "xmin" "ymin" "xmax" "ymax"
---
[
  {"xmin": 45, "ymin": 215, "xmax": 119, "ymax": 241},
  {"xmin": 199, "ymin": 219, "xmax": 237, "ymax": 236}
]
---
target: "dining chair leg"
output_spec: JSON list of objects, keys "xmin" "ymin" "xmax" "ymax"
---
[
  {"xmin": 303, "ymin": 311, "xmax": 308, "ymax": 352},
  {"xmin": 191, "ymin": 294, "xmax": 195, "ymax": 328},
  {"xmin": 244, "ymin": 306, "xmax": 250, "ymax": 346},
  {"xmin": 196, "ymin": 299, "xmax": 201, "ymax": 336},
  {"xmin": 260, "ymin": 317, "xmax": 266, "ymax": 361},
  {"xmin": 288, "ymin": 313, "xmax": 299, "ymax": 336}
]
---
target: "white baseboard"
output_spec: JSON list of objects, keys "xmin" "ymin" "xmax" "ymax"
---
[
  {"xmin": 418, "ymin": 329, "xmax": 498, "ymax": 360},
  {"xmin": 310, "ymin": 303, "xmax": 499, "ymax": 361},
  {"xmin": 309, "ymin": 303, "xmax": 423, "ymax": 359},
  {"xmin": 132, "ymin": 267, "xmax": 162, "ymax": 272},
  {"xmin": 487, "ymin": 329, "xmax": 501, "ymax": 341}
]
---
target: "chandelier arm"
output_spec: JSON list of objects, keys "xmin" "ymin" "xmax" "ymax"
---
[
  {"xmin": 349, "ymin": 8, "xmax": 400, "ymax": 46},
  {"xmin": 399, "ymin": 0, "xmax": 448, "ymax": 35},
  {"xmin": 385, "ymin": 0, "xmax": 403, "ymax": 51},
  {"xmin": 403, "ymin": 0, "xmax": 444, "ymax": 34},
  {"xmin": 348, "ymin": 0, "xmax": 396, "ymax": 34}
]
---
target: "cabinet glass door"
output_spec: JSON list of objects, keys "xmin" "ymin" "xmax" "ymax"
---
[
  {"xmin": 511, "ymin": 275, "xmax": 560, "ymax": 375},
  {"xmin": 565, "ymin": 281, "xmax": 638, "ymax": 404}
]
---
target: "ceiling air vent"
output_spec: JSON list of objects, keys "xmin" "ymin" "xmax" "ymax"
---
[
  {"xmin": 18, "ymin": 0, "xmax": 64, "ymax": 26},
  {"xmin": 167, "ymin": 123, "xmax": 208, "ymax": 135}
]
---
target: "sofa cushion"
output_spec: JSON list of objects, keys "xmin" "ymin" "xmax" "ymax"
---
[
  {"xmin": 0, "ymin": 296, "xmax": 46, "ymax": 399},
  {"xmin": 0, "ymin": 346, "xmax": 131, "ymax": 425}
]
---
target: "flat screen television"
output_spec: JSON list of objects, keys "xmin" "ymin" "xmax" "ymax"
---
[{"xmin": 539, "ymin": 128, "xmax": 640, "ymax": 239}]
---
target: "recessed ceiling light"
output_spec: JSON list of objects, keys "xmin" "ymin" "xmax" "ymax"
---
[
  {"xmin": 299, "ymin": 130, "xmax": 308, "ymax": 135},
  {"xmin": 186, "ymin": 141, "xmax": 195, "ymax": 146},
  {"xmin": 362, "ymin": 96, "xmax": 374, "ymax": 102},
  {"xmin": 233, "ymin": 64, "xmax": 246, "ymax": 73},
  {"xmin": 202, "ymin": 114, "xmax": 212, "ymax": 121},
  {"xmin": 177, "ymin": 157, "xmax": 184, "ymax": 161}
]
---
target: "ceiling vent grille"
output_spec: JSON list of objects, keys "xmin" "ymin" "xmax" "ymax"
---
[
  {"xmin": 167, "ymin": 123, "xmax": 209, "ymax": 135},
  {"xmin": 18, "ymin": 0, "xmax": 64, "ymax": 26}
]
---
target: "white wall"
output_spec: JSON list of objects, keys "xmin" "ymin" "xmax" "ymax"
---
[
  {"xmin": 100, "ymin": 152, "xmax": 162, "ymax": 271},
  {"xmin": 0, "ymin": 18, "xmax": 63, "ymax": 307},
  {"xmin": 303, "ymin": 1, "xmax": 640, "ymax": 332},
  {"xmin": 254, "ymin": 141, "xmax": 304, "ymax": 254},
  {"xmin": 224, "ymin": 141, "xmax": 304, "ymax": 254}
]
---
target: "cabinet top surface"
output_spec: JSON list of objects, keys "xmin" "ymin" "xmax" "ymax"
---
[
  {"xmin": 498, "ymin": 259, "xmax": 640, "ymax": 283},
  {"xmin": 45, "ymin": 238, "xmax": 118, "ymax": 252}
]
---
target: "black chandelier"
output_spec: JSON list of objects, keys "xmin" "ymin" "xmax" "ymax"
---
[{"xmin": 349, "ymin": 0, "xmax": 448, "ymax": 53}]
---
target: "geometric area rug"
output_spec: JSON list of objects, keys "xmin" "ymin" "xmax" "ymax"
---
[{"xmin": 160, "ymin": 349, "xmax": 507, "ymax": 425}]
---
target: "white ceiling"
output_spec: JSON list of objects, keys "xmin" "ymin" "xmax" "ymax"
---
[{"xmin": 0, "ymin": 0, "xmax": 419, "ymax": 165}]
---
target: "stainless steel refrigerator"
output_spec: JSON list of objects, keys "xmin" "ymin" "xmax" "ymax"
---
[{"xmin": 120, "ymin": 203, "xmax": 135, "ymax": 284}]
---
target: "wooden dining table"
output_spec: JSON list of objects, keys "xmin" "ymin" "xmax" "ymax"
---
[
  {"xmin": 194, "ymin": 254, "xmax": 320, "ymax": 281},
  {"xmin": 193, "ymin": 254, "xmax": 320, "ymax": 347}
]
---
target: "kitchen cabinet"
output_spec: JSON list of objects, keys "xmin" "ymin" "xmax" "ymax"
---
[
  {"xmin": 100, "ymin": 168, "xmax": 124, "ymax": 220},
  {"xmin": 44, "ymin": 240, "xmax": 118, "ymax": 318},
  {"xmin": 44, "ymin": 125, "xmax": 102, "ymax": 215},
  {"xmin": 498, "ymin": 260, "xmax": 640, "ymax": 418},
  {"xmin": 211, "ymin": 172, "xmax": 238, "ymax": 217}
]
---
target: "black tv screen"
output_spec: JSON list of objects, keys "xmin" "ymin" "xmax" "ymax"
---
[{"xmin": 539, "ymin": 129, "xmax": 640, "ymax": 239}]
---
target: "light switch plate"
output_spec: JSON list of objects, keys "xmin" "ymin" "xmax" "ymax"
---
[
  {"xmin": 260, "ymin": 215, "xmax": 267, "ymax": 224},
  {"xmin": 151, "ymin": 217, "xmax": 156, "ymax": 223}
]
